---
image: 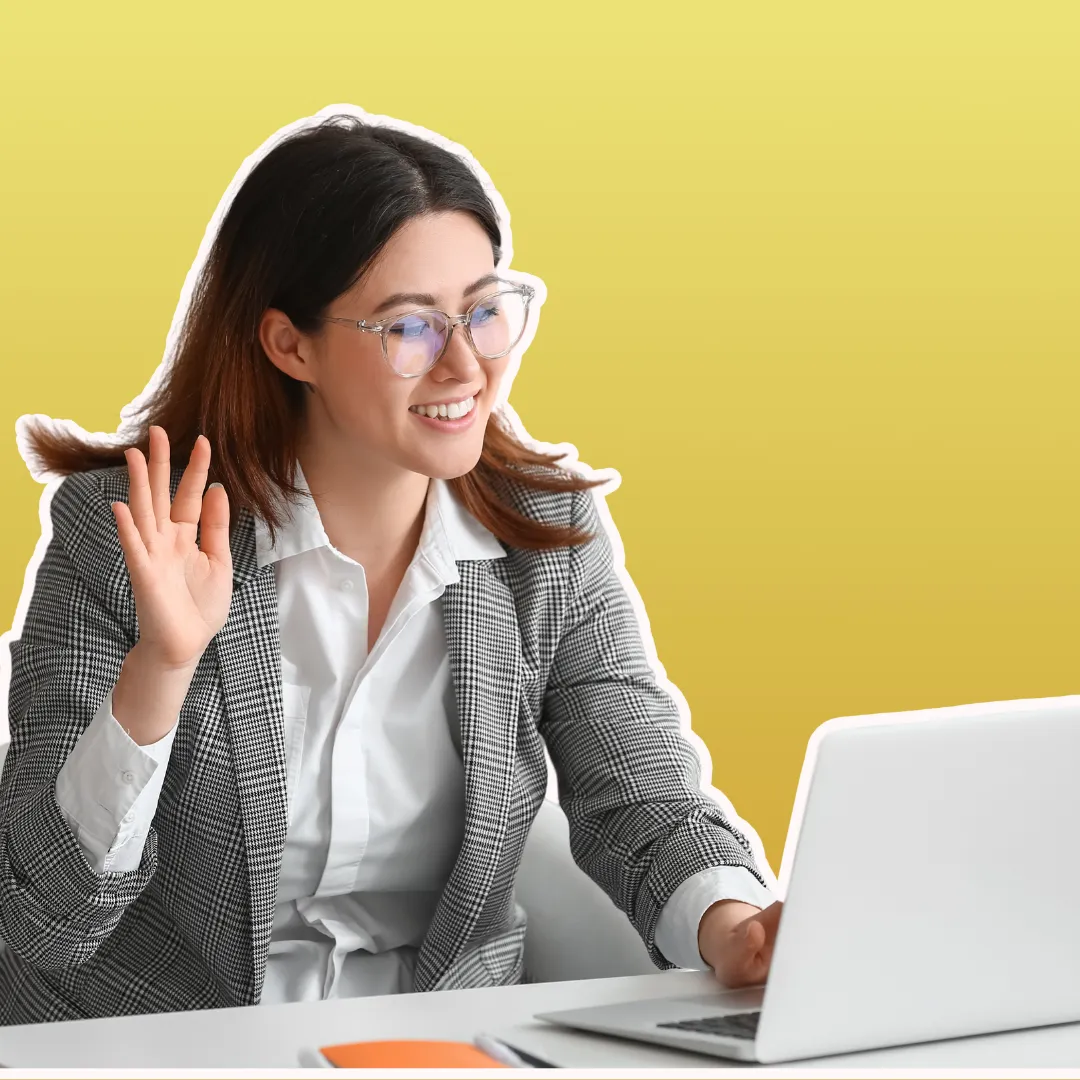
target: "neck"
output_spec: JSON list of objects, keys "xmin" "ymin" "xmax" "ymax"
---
[{"xmin": 296, "ymin": 439, "xmax": 430, "ymax": 573}]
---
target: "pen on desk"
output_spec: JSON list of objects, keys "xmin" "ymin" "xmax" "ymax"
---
[{"xmin": 474, "ymin": 1033, "xmax": 557, "ymax": 1068}]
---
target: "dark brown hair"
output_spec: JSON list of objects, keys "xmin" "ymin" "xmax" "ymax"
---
[{"xmin": 21, "ymin": 114, "xmax": 602, "ymax": 549}]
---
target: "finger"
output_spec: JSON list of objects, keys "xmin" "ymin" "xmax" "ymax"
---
[
  {"xmin": 744, "ymin": 919, "xmax": 766, "ymax": 952},
  {"xmin": 744, "ymin": 918, "xmax": 777, "ymax": 984},
  {"xmin": 723, "ymin": 922, "xmax": 769, "ymax": 987},
  {"xmin": 147, "ymin": 425, "xmax": 173, "ymax": 531},
  {"xmin": 124, "ymin": 446, "xmax": 157, "ymax": 542},
  {"xmin": 171, "ymin": 435, "xmax": 211, "ymax": 528},
  {"xmin": 198, "ymin": 482, "xmax": 232, "ymax": 571},
  {"xmin": 757, "ymin": 900, "xmax": 784, "ymax": 940},
  {"xmin": 743, "ymin": 950, "xmax": 771, "ymax": 986},
  {"xmin": 759, "ymin": 936, "xmax": 776, "ymax": 975},
  {"xmin": 111, "ymin": 500, "xmax": 150, "ymax": 577},
  {"xmin": 710, "ymin": 934, "xmax": 756, "ymax": 989},
  {"xmin": 713, "ymin": 952, "xmax": 762, "ymax": 990}
]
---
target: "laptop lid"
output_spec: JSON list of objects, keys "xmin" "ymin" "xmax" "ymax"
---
[{"xmin": 755, "ymin": 696, "xmax": 1080, "ymax": 1063}]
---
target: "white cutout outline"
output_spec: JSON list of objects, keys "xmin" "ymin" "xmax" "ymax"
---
[{"xmin": 1, "ymin": 102, "xmax": 778, "ymax": 901}]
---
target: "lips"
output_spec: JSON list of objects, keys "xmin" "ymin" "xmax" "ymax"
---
[{"xmin": 409, "ymin": 388, "xmax": 481, "ymax": 409}]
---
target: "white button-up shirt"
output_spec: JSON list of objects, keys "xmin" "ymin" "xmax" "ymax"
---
[{"xmin": 54, "ymin": 465, "xmax": 775, "ymax": 1001}]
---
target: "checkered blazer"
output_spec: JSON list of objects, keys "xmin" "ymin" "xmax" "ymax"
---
[{"xmin": 0, "ymin": 462, "xmax": 766, "ymax": 1024}]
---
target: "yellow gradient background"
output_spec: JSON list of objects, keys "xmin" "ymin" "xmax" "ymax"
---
[{"xmin": 2, "ymin": 3, "xmax": 1077, "ymax": 869}]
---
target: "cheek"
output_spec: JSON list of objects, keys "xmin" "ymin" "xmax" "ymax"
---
[
  {"xmin": 483, "ymin": 358, "xmax": 512, "ymax": 399},
  {"xmin": 324, "ymin": 344, "xmax": 409, "ymax": 421}
]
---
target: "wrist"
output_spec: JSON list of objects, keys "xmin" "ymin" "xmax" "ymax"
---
[
  {"xmin": 129, "ymin": 639, "xmax": 203, "ymax": 675},
  {"xmin": 113, "ymin": 643, "xmax": 197, "ymax": 746}
]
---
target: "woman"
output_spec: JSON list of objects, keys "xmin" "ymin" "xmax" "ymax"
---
[{"xmin": 0, "ymin": 112, "xmax": 781, "ymax": 1024}]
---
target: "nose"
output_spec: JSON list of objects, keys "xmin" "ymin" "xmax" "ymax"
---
[{"xmin": 433, "ymin": 322, "xmax": 482, "ymax": 383}]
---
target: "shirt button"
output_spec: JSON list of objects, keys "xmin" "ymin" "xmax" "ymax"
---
[
  {"xmin": 339, "ymin": 579, "xmax": 355, "ymax": 592},
  {"xmin": 121, "ymin": 770, "xmax": 135, "ymax": 784}
]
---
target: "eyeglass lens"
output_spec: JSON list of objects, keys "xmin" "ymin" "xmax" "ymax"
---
[{"xmin": 385, "ymin": 289, "xmax": 528, "ymax": 376}]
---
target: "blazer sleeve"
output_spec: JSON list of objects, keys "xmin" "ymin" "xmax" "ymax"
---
[
  {"xmin": 539, "ymin": 486, "xmax": 768, "ymax": 968},
  {"xmin": 0, "ymin": 469, "xmax": 158, "ymax": 971}
]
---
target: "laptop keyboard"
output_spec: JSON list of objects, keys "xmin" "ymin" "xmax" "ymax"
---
[{"xmin": 658, "ymin": 1011, "xmax": 762, "ymax": 1040}]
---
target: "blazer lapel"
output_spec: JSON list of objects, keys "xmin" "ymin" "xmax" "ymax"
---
[
  {"xmin": 413, "ymin": 559, "xmax": 521, "ymax": 991},
  {"xmin": 211, "ymin": 508, "xmax": 290, "ymax": 1001}
]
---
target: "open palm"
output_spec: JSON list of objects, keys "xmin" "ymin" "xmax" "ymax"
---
[{"xmin": 110, "ymin": 425, "xmax": 234, "ymax": 670}]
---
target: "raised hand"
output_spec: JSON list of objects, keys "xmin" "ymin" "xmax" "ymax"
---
[{"xmin": 110, "ymin": 425, "xmax": 233, "ymax": 671}]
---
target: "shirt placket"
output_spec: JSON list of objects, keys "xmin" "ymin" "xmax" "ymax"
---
[
  {"xmin": 313, "ymin": 556, "xmax": 447, "ymax": 899},
  {"xmin": 312, "ymin": 541, "xmax": 454, "ymax": 998},
  {"xmin": 315, "ymin": 563, "xmax": 371, "ymax": 898}
]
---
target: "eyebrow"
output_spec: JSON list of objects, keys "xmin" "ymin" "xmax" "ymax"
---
[{"xmin": 369, "ymin": 272, "xmax": 505, "ymax": 316}]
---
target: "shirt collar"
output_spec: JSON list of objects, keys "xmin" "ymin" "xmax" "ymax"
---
[{"xmin": 253, "ymin": 460, "xmax": 506, "ymax": 575}]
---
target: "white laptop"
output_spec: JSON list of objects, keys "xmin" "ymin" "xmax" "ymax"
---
[{"xmin": 536, "ymin": 696, "xmax": 1080, "ymax": 1063}]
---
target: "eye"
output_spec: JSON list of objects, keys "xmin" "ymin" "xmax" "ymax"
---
[
  {"xmin": 389, "ymin": 313, "xmax": 439, "ymax": 339},
  {"xmin": 471, "ymin": 302, "xmax": 502, "ymax": 327}
]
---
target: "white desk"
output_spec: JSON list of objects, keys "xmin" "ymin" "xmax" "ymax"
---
[{"xmin": 2, "ymin": 970, "xmax": 1080, "ymax": 1071}]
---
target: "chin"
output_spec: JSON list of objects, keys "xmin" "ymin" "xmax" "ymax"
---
[
  {"xmin": 410, "ymin": 446, "xmax": 485, "ymax": 481},
  {"xmin": 426, "ymin": 458, "xmax": 483, "ymax": 481}
]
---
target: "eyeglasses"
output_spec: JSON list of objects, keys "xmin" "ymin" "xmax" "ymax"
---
[{"xmin": 318, "ymin": 283, "xmax": 535, "ymax": 378}]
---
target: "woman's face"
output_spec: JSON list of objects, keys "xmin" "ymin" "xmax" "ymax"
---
[{"xmin": 291, "ymin": 210, "xmax": 513, "ymax": 482}]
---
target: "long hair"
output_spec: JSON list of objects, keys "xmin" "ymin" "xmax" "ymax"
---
[{"xmin": 20, "ymin": 114, "xmax": 602, "ymax": 549}]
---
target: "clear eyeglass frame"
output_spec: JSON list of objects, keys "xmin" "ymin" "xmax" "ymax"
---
[{"xmin": 318, "ymin": 282, "xmax": 536, "ymax": 379}]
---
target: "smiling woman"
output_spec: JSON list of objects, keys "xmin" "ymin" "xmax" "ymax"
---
[
  {"xmin": 0, "ymin": 109, "xmax": 780, "ymax": 1026},
  {"xmin": 258, "ymin": 213, "xmax": 537, "ymax": 520}
]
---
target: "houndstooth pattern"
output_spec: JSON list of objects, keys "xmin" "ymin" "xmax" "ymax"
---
[{"xmin": 0, "ymin": 462, "xmax": 767, "ymax": 1024}]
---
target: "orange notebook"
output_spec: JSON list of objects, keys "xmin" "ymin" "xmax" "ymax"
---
[{"xmin": 316, "ymin": 1039, "xmax": 506, "ymax": 1068}]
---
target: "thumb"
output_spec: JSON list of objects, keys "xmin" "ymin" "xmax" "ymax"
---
[
  {"xmin": 199, "ymin": 483, "xmax": 232, "ymax": 568},
  {"xmin": 744, "ymin": 918, "xmax": 766, "ymax": 952},
  {"xmin": 758, "ymin": 900, "xmax": 784, "ymax": 942}
]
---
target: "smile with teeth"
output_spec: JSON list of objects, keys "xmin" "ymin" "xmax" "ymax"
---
[{"xmin": 409, "ymin": 395, "xmax": 477, "ymax": 421}]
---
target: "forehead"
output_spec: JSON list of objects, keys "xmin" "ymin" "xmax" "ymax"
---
[{"xmin": 355, "ymin": 211, "xmax": 495, "ymax": 298}]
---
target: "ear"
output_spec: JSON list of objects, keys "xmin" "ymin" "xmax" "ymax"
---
[{"xmin": 259, "ymin": 307, "xmax": 318, "ymax": 389}]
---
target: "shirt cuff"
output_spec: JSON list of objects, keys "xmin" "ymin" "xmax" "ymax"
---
[
  {"xmin": 654, "ymin": 866, "xmax": 778, "ymax": 971},
  {"xmin": 55, "ymin": 686, "xmax": 179, "ymax": 874}
]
